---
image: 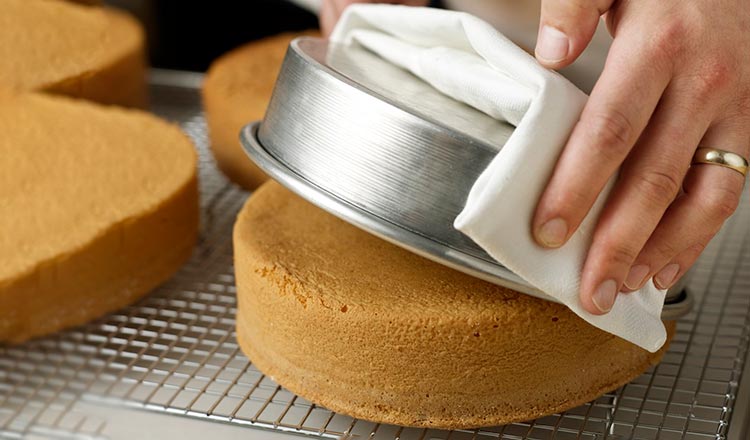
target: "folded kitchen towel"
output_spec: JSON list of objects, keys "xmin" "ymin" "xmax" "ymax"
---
[{"xmin": 331, "ymin": 4, "xmax": 667, "ymax": 352}]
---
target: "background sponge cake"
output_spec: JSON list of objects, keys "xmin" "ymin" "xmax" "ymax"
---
[
  {"xmin": 0, "ymin": 93, "xmax": 199, "ymax": 343},
  {"xmin": 203, "ymin": 31, "xmax": 317, "ymax": 190},
  {"xmin": 0, "ymin": 0, "xmax": 147, "ymax": 107}
]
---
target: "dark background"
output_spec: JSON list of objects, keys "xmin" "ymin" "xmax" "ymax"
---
[{"xmin": 107, "ymin": 0, "xmax": 318, "ymax": 71}]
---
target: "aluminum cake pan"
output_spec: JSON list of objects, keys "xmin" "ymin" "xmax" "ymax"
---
[{"xmin": 241, "ymin": 37, "xmax": 691, "ymax": 318}]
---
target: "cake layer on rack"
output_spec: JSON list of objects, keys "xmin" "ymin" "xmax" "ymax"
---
[
  {"xmin": 233, "ymin": 181, "xmax": 674, "ymax": 429},
  {"xmin": 0, "ymin": 93, "xmax": 199, "ymax": 344}
]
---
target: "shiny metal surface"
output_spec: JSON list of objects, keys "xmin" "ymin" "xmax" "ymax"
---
[
  {"xmin": 258, "ymin": 38, "xmax": 508, "ymax": 270},
  {"xmin": 242, "ymin": 37, "xmax": 691, "ymax": 316},
  {"xmin": 692, "ymin": 147, "xmax": 749, "ymax": 177},
  {"xmin": 0, "ymin": 70, "xmax": 747, "ymax": 440}
]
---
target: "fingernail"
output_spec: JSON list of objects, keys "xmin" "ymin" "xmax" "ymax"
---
[
  {"xmin": 654, "ymin": 264, "xmax": 680, "ymax": 289},
  {"xmin": 536, "ymin": 25, "xmax": 569, "ymax": 63},
  {"xmin": 536, "ymin": 218, "xmax": 568, "ymax": 248},
  {"xmin": 624, "ymin": 265, "xmax": 650, "ymax": 290},
  {"xmin": 592, "ymin": 280, "xmax": 617, "ymax": 313}
]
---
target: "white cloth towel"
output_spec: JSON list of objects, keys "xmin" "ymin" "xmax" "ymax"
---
[{"xmin": 331, "ymin": 5, "xmax": 667, "ymax": 352}]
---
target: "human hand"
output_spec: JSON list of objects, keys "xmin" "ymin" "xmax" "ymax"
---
[
  {"xmin": 532, "ymin": 0, "xmax": 750, "ymax": 314},
  {"xmin": 319, "ymin": 0, "xmax": 429, "ymax": 36}
]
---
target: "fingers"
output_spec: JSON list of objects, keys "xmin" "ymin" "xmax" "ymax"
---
[
  {"xmin": 576, "ymin": 81, "xmax": 717, "ymax": 314},
  {"xmin": 533, "ymin": 36, "xmax": 671, "ymax": 250},
  {"xmin": 628, "ymin": 120, "xmax": 748, "ymax": 291},
  {"xmin": 657, "ymin": 242, "xmax": 708, "ymax": 289},
  {"xmin": 536, "ymin": 0, "xmax": 614, "ymax": 68},
  {"xmin": 320, "ymin": 0, "xmax": 362, "ymax": 36},
  {"xmin": 320, "ymin": 0, "xmax": 338, "ymax": 36}
]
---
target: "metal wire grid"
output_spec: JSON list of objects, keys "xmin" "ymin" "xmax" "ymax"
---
[{"xmin": 1, "ymin": 72, "xmax": 749, "ymax": 440}]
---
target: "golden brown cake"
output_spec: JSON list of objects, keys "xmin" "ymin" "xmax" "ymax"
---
[
  {"xmin": 234, "ymin": 181, "xmax": 675, "ymax": 429},
  {"xmin": 0, "ymin": 0, "xmax": 147, "ymax": 107},
  {"xmin": 0, "ymin": 93, "xmax": 199, "ymax": 344},
  {"xmin": 64, "ymin": 0, "xmax": 102, "ymax": 5},
  {"xmin": 203, "ymin": 31, "xmax": 317, "ymax": 190}
]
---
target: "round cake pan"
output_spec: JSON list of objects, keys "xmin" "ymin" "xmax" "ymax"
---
[{"xmin": 240, "ymin": 37, "xmax": 692, "ymax": 320}]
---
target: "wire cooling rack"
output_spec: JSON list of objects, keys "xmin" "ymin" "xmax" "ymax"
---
[{"xmin": 0, "ymin": 70, "xmax": 748, "ymax": 440}]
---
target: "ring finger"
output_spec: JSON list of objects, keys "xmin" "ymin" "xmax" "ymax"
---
[
  {"xmin": 628, "ymin": 119, "xmax": 748, "ymax": 290},
  {"xmin": 579, "ymin": 85, "xmax": 716, "ymax": 314}
]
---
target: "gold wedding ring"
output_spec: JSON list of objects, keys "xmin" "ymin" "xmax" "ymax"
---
[{"xmin": 692, "ymin": 147, "xmax": 749, "ymax": 177}]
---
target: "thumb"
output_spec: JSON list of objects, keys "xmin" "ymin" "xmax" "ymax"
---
[{"xmin": 535, "ymin": 0, "xmax": 614, "ymax": 69}]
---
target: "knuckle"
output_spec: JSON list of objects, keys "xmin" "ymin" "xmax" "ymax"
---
[
  {"xmin": 693, "ymin": 58, "xmax": 739, "ymax": 99},
  {"xmin": 601, "ymin": 240, "xmax": 640, "ymax": 267},
  {"xmin": 634, "ymin": 168, "xmax": 682, "ymax": 206},
  {"xmin": 732, "ymin": 93, "xmax": 750, "ymax": 117},
  {"xmin": 686, "ymin": 240, "xmax": 708, "ymax": 256},
  {"xmin": 585, "ymin": 108, "xmax": 636, "ymax": 159},
  {"xmin": 551, "ymin": 185, "xmax": 590, "ymax": 218},
  {"xmin": 702, "ymin": 184, "xmax": 741, "ymax": 219},
  {"xmin": 649, "ymin": 18, "xmax": 688, "ymax": 60},
  {"xmin": 651, "ymin": 237, "xmax": 681, "ymax": 261}
]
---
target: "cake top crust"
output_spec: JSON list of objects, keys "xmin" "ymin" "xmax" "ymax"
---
[
  {"xmin": 0, "ymin": 0, "xmax": 143, "ymax": 92},
  {"xmin": 235, "ymin": 181, "xmax": 574, "ymax": 321},
  {"xmin": 0, "ymin": 93, "xmax": 196, "ymax": 283}
]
